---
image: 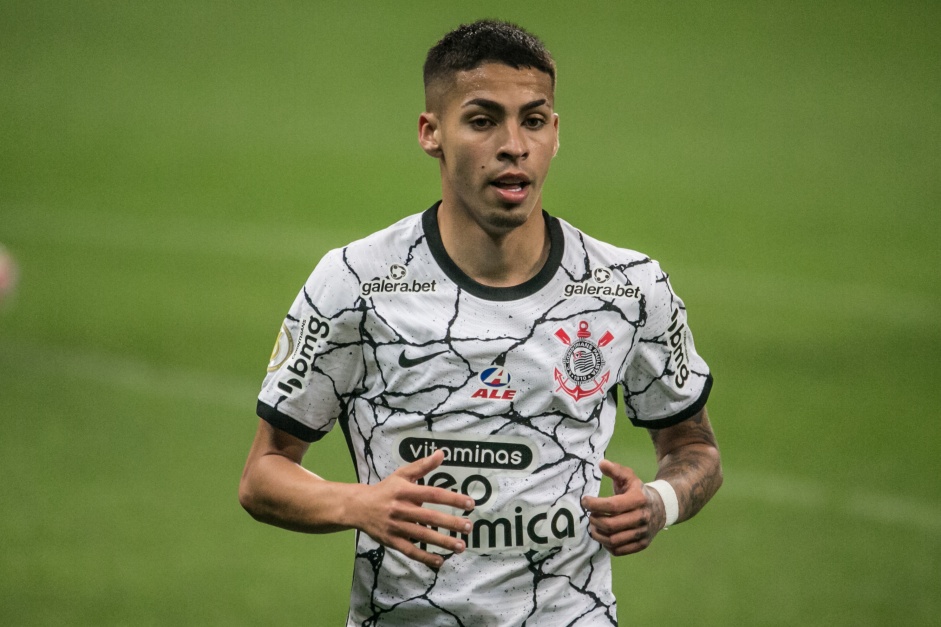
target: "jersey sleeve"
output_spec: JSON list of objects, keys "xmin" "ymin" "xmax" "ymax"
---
[
  {"xmin": 256, "ymin": 249, "xmax": 364, "ymax": 442},
  {"xmin": 621, "ymin": 261, "xmax": 713, "ymax": 428}
]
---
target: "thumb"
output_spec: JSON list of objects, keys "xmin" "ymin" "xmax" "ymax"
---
[{"xmin": 598, "ymin": 459, "xmax": 638, "ymax": 495}]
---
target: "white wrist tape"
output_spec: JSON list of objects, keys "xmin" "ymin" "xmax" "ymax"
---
[{"xmin": 645, "ymin": 479, "xmax": 679, "ymax": 527}]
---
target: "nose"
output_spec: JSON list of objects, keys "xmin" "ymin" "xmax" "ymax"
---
[{"xmin": 498, "ymin": 124, "xmax": 528, "ymax": 162}]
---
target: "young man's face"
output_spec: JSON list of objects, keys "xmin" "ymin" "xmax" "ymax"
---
[{"xmin": 419, "ymin": 63, "xmax": 559, "ymax": 236}]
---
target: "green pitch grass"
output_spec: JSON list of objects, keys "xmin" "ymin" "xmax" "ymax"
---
[{"xmin": 2, "ymin": 1, "xmax": 938, "ymax": 624}]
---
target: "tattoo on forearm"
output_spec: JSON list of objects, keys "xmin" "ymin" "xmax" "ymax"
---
[
  {"xmin": 666, "ymin": 448, "xmax": 720, "ymax": 517},
  {"xmin": 647, "ymin": 410, "xmax": 722, "ymax": 522}
]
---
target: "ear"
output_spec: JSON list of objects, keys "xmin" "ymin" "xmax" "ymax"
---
[
  {"xmin": 552, "ymin": 113, "xmax": 560, "ymax": 157},
  {"xmin": 418, "ymin": 112, "xmax": 443, "ymax": 158}
]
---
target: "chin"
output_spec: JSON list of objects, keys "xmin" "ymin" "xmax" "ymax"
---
[{"xmin": 485, "ymin": 205, "xmax": 535, "ymax": 232}]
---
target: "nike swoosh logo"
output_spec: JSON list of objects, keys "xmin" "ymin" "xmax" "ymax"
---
[{"xmin": 398, "ymin": 349, "xmax": 446, "ymax": 368}]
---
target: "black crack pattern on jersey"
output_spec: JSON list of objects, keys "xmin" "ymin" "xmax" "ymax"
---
[
  {"xmin": 622, "ymin": 333, "xmax": 675, "ymax": 419},
  {"xmin": 287, "ymin": 288, "xmax": 370, "ymax": 419},
  {"xmin": 347, "ymin": 280, "xmax": 615, "ymax": 622},
  {"xmin": 402, "ymin": 232, "xmax": 427, "ymax": 267},
  {"xmin": 360, "ymin": 557, "xmax": 467, "ymax": 627},
  {"xmin": 341, "ymin": 246, "xmax": 363, "ymax": 283},
  {"xmin": 519, "ymin": 547, "xmax": 617, "ymax": 626},
  {"xmin": 654, "ymin": 267, "xmax": 682, "ymax": 313},
  {"xmin": 612, "ymin": 257, "xmax": 653, "ymax": 274},
  {"xmin": 272, "ymin": 226, "xmax": 708, "ymax": 626},
  {"xmin": 634, "ymin": 292, "xmax": 649, "ymax": 330},
  {"xmin": 517, "ymin": 400, "xmax": 608, "ymax": 512},
  {"xmin": 358, "ymin": 544, "xmax": 385, "ymax": 618},
  {"xmin": 568, "ymin": 231, "xmax": 593, "ymax": 282}
]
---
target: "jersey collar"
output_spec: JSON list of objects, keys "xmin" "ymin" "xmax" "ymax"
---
[{"xmin": 422, "ymin": 201, "xmax": 565, "ymax": 302}]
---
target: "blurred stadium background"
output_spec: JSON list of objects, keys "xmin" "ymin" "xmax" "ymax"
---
[{"xmin": 1, "ymin": 1, "xmax": 938, "ymax": 624}]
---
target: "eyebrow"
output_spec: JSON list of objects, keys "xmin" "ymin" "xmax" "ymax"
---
[{"xmin": 462, "ymin": 98, "xmax": 550, "ymax": 113}]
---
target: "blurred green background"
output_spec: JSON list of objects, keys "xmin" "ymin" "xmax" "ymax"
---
[{"xmin": 2, "ymin": 1, "xmax": 938, "ymax": 624}]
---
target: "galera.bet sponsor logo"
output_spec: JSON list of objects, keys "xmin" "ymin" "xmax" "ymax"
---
[
  {"xmin": 360, "ymin": 263, "xmax": 437, "ymax": 296},
  {"xmin": 563, "ymin": 266, "xmax": 641, "ymax": 299},
  {"xmin": 553, "ymin": 320, "xmax": 614, "ymax": 401},
  {"xmin": 271, "ymin": 314, "xmax": 331, "ymax": 395}
]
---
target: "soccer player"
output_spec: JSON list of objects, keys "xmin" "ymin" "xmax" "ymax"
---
[{"xmin": 240, "ymin": 20, "xmax": 722, "ymax": 626}]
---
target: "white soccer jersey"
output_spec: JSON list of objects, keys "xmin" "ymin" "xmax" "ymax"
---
[{"xmin": 257, "ymin": 204, "xmax": 712, "ymax": 626}]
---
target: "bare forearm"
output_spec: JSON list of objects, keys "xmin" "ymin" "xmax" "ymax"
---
[
  {"xmin": 239, "ymin": 452, "xmax": 362, "ymax": 534},
  {"xmin": 649, "ymin": 409, "xmax": 723, "ymax": 524},
  {"xmin": 239, "ymin": 428, "xmax": 477, "ymax": 569},
  {"xmin": 653, "ymin": 443, "xmax": 722, "ymax": 523}
]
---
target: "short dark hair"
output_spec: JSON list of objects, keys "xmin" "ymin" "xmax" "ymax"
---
[{"xmin": 423, "ymin": 20, "xmax": 556, "ymax": 92}]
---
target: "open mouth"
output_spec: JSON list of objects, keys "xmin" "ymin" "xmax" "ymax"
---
[
  {"xmin": 491, "ymin": 181, "xmax": 530, "ymax": 192},
  {"xmin": 490, "ymin": 174, "xmax": 531, "ymax": 193}
]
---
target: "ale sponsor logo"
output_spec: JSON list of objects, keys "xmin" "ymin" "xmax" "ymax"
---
[
  {"xmin": 553, "ymin": 320, "xmax": 613, "ymax": 401},
  {"xmin": 275, "ymin": 314, "xmax": 331, "ymax": 395},
  {"xmin": 471, "ymin": 366, "xmax": 517, "ymax": 401},
  {"xmin": 360, "ymin": 263, "xmax": 437, "ymax": 296}
]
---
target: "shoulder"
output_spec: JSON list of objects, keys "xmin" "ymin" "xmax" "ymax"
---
[
  {"xmin": 298, "ymin": 212, "xmax": 432, "ymax": 313},
  {"xmin": 329, "ymin": 212, "xmax": 426, "ymax": 275},
  {"xmin": 554, "ymin": 216, "xmax": 667, "ymax": 286},
  {"xmin": 309, "ymin": 213, "xmax": 425, "ymax": 275},
  {"xmin": 343, "ymin": 212, "xmax": 425, "ymax": 256}
]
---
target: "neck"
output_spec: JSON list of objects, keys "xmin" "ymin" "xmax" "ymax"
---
[{"xmin": 436, "ymin": 202, "xmax": 550, "ymax": 288}]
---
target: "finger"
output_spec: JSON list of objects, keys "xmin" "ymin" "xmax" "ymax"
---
[
  {"xmin": 604, "ymin": 526, "xmax": 650, "ymax": 548},
  {"xmin": 581, "ymin": 491, "xmax": 645, "ymax": 517},
  {"xmin": 607, "ymin": 536, "xmax": 653, "ymax": 557},
  {"xmin": 589, "ymin": 517, "xmax": 649, "ymax": 544},
  {"xmin": 588, "ymin": 523, "xmax": 652, "ymax": 555},
  {"xmin": 592, "ymin": 533, "xmax": 651, "ymax": 557},
  {"xmin": 588, "ymin": 509, "xmax": 648, "ymax": 536},
  {"xmin": 393, "ymin": 520, "xmax": 468, "ymax": 555},
  {"xmin": 407, "ymin": 505, "xmax": 473, "ymax": 536},
  {"xmin": 411, "ymin": 484, "xmax": 476, "ymax": 512},
  {"xmin": 387, "ymin": 535, "xmax": 448, "ymax": 569},
  {"xmin": 395, "ymin": 450, "xmax": 446, "ymax": 482}
]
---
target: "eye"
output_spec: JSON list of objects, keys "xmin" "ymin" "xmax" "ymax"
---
[
  {"xmin": 469, "ymin": 117, "xmax": 494, "ymax": 129},
  {"xmin": 523, "ymin": 117, "xmax": 547, "ymax": 130}
]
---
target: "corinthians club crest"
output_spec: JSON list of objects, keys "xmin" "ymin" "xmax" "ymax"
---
[{"xmin": 553, "ymin": 320, "xmax": 614, "ymax": 401}]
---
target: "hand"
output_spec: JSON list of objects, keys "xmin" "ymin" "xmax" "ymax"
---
[
  {"xmin": 350, "ymin": 450, "xmax": 475, "ymax": 569},
  {"xmin": 581, "ymin": 459, "xmax": 666, "ymax": 556}
]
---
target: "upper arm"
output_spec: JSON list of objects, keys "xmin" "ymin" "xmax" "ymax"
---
[
  {"xmin": 239, "ymin": 418, "xmax": 313, "ymax": 513},
  {"xmin": 622, "ymin": 261, "xmax": 713, "ymax": 429},
  {"xmin": 647, "ymin": 407, "xmax": 719, "ymax": 462},
  {"xmin": 244, "ymin": 418, "xmax": 311, "ymax": 471}
]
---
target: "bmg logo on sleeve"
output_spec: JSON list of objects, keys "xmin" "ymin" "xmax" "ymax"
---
[
  {"xmin": 276, "ymin": 314, "xmax": 331, "ymax": 395},
  {"xmin": 667, "ymin": 307, "xmax": 690, "ymax": 388}
]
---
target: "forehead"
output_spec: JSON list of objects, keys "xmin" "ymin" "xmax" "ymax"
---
[{"xmin": 434, "ymin": 63, "xmax": 554, "ymax": 113}]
